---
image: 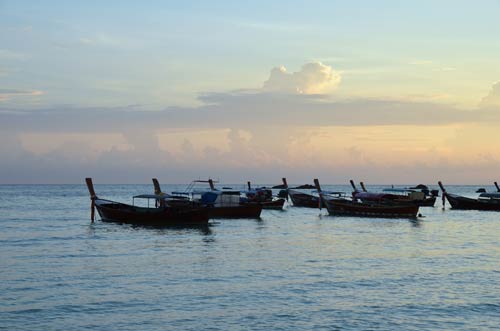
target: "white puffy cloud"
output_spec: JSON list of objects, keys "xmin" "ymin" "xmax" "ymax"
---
[
  {"xmin": 263, "ymin": 62, "xmax": 341, "ymax": 94},
  {"xmin": 480, "ymin": 82, "xmax": 500, "ymax": 108}
]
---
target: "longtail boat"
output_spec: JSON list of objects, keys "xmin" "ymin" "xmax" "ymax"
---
[
  {"xmin": 156, "ymin": 178, "xmax": 262, "ymax": 219},
  {"xmin": 244, "ymin": 181, "xmax": 285, "ymax": 210},
  {"xmin": 85, "ymin": 178, "xmax": 209, "ymax": 226},
  {"xmin": 352, "ymin": 180, "xmax": 436, "ymax": 207},
  {"xmin": 315, "ymin": 179, "xmax": 420, "ymax": 218},
  {"xmin": 282, "ymin": 177, "xmax": 321, "ymax": 208},
  {"xmin": 438, "ymin": 181, "xmax": 500, "ymax": 211},
  {"xmin": 152, "ymin": 178, "xmax": 196, "ymax": 208}
]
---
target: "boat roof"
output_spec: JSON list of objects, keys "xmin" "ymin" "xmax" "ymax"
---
[
  {"xmin": 133, "ymin": 194, "xmax": 171, "ymax": 199},
  {"xmin": 322, "ymin": 191, "xmax": 346, "ymax": 195},
  {"xmin": 479, "ymin": 192, "xmax": 500, "ymax": 199},
  {"xmin": 243, "ymin": 187, "xmax": 272, "ymax": 193},
  {"xmin": 382, "ymin": 188, "xmax": 415, "ymax": 193},
  {"xmin": 172, "ymin": 190, "xmax": 210, "ymax": 195},
  {"xmin": 172, "ymin": 189, "xmax": 241, "ymax": 195},
  {"xmin": 288, "ymin": 188, "xmax": 318, "ymax": 193},
  {"xmin": 354, "ymin": 192, "xmax": 396, "ymax": 199}
]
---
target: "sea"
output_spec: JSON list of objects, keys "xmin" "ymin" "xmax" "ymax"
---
[{"xmin": 0, "ymin": 184, "xmax": 499, "ymax": 330}]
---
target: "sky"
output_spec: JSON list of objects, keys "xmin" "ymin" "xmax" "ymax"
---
[{"xmin": 1, "ymin": 0, "xmax": 500, "ymax": 184}]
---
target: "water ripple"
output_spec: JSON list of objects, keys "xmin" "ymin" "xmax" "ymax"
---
[{"xmin": 1, "ymin": 184, "xmax": 499, "ymax": 330}]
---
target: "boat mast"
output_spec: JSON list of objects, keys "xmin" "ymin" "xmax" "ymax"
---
[
  {"xmin": 152, "ymin": 178, "xmax": 162, "ymax": 195},
  {"xmin": 313, "ymin": 178, "xmax": 322, "ymax": 209},
  {"xmin": 85, "ymin": 177, "xmax": 97, "ymax": 223},
  {"xmin": 208, "ymin": 179, "xmax": 216, "ymax": 190},
  {"xmin": 438, "ymin": 181, "xmax": 446, "ymax": 209},
  {"xmin": 350, "ymin": 179, "xmax": 358, "ymax": 192}
]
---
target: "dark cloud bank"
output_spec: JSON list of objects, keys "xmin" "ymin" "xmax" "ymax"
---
[{"xmin": 1, "ymin": 92, "xmax": 499, "ymax": 134}]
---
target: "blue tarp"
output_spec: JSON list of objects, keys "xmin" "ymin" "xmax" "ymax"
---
[{"xmin": 201, "ymin": 191, "xmax": 219, "ymax": 204}]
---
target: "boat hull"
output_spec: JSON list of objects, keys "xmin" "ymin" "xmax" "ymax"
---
[
  {"xmin": 288, "ymin": 190, "xmax": 320, "ymax": 208},
  {"xmin": 323, "ymin": 198, "xmax": 419, "ymax": 218},
  {"xmin": 415, "ymin": 196, "xmax": 436, "ymax": 207},
  {"xmin": 206, "ymin": 204, "xmax": 263, "ymax": 218},
  {"xmin": 357, "ymin": 194, "xmax": 436, "ymax": 207},
  {"xmin": 95, "ymin": 200, "xmax": 209, "ymax": 226},
  {"xmin": 260, "ymin": 198, "xmax": 286, "ymax": 210},
  {"xmin": 391, "ymin": 196, "xmax": 436, "ymax": 207},
  {"xmin": 445, "ymin": 193, "xmax": 500, "ymax": 211}
]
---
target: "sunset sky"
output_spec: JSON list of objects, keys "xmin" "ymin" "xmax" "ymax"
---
[{"xmin": 1, "ymin": 1, "xmax": 500, "ymax": 184}]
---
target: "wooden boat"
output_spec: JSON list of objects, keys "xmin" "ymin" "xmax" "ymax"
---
[
  {"xmin": 382, "ymin": 189, "xmax": 436, "ymax": 207},
  {"xmin": 244, "ymin": 181, "xmax": 286, "ymax": 210},
  {"xmin": 353, "ymin": 180, "xmax": 436, "ymax": 207},
  {"xmin": 85, "ymin": 178, "xmax": 209, "ymax": 226},
  {"xmin": 152, "ymin": 178, "xmax": 194, "ymax": 208},
  {"xmin": 156, "ymin": 178, "xmax": 263, "ymax": 219},
  {"xmin": 200, "ymin": 182, "xmax": 263, "ymax": 218},
  {"xmin": 321, "ymin": 198, "xmax": 420, "ymax": 218},
  {"xmin": 438, "ymin": 181, "xmax": 500, "ymax": 211},
  {"xmin": 315, "ymin": 179, "xmax": 420, "ymax": 218},
  {"xmin": 282, "ymin": 177, "xmax": 320, "ymax": 208}
]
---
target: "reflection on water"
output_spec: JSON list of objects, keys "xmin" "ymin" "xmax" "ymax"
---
[
  {"xmin": 0, "ymin": 184, "xmax": 499, "ymax": 331},
  {"xmin": 129, "ymin": 224, "xmax": 214, "ymax": 236}
]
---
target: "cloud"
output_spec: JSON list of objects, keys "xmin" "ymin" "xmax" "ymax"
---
[
  {"xmin": 77, "ymin": 34, "xmax": 138, "ymax": 49},
  {"xmin": 0, "ymin": 49, "xmax": 27, "ymax": 60},
  {"xmin": 409, "ymin": 61, "xmax": 456, "ymax": 72},
  {"xmin": 50, "ymin": 33, "xmax": 138, "ymax": 51},
  {"xmin": 233, "ymin": 21, "xmax": 308, "ymax": 32},
  {"xmin": 408, "ymin": 60, "xmax": 433, "ymax": 65},
  {"xmin": 79, "ymin": 38, "xmax": 94, "ymax": 45},
  {"xmin": 3, "ymin": 89, "xmax": 500, "ymax": 183},
  {"xmin": 0, "ymin": 89, "xmax": 43, "ymax": 101},
  {"xmin": 399, "ymin": 93, "xmax": 451, "ymax": 102},
  {"xmin": 2, "ymin": 91, "xmax": 498, "ymax": 134},
  {"xmin": 2, "ymin": 64, "xmax": 500, "ymax": 183},
  {"xmin": 263, "ymin": 62, "xmax": 341, "ymax": 94},
  {"xmin": 3, "ymin": 127, "xmax": 500, "ymax": 184},
  {"xmin": 0, "ymin": 67, "xmax": 9, "ymax": 77},
  {"xmin": 479, "ymin": 81, "xmax": 500, "ymax": 108},
  {"xmin": 435, "ymin": 67, "xmax": 456, "ymax": 72}
]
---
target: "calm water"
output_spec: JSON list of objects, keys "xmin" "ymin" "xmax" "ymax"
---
[{"xmin": 1, "ymin": 184, "xmax": 499, "ymax": 330}]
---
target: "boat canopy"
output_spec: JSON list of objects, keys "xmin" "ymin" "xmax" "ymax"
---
[
  {"xmin": 479, "ymin": 192, "xmax": 500, "ymax": 199},
  {"xmin": 354, "ymin": 192, "xmax": 397, "ymax": 200},
  {"xmin": 200, "ymin": 190, "xmax": 241, "ymax": 205},
  {"xmin": 383, "ymin": 188, "xmax": 415, "ymax": 193},
  {"xmin": 322, "ymin": 191, "xmax": 347, "ymax": 196},
  {"xmin": 201, "ymin": 191, "xmax": 219, "ymax": 204},
  {"xmin": 288, "ymin": 188, "xmax": 319, "ymax": 195},
  {"xmin": 133, "ymin": 194, "xmax": 171, "ymax": 200}
]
